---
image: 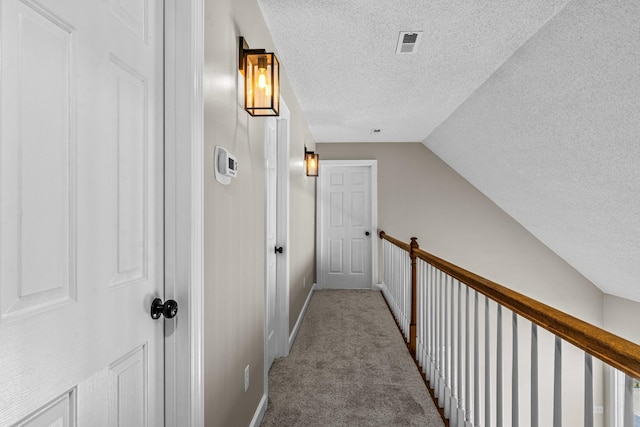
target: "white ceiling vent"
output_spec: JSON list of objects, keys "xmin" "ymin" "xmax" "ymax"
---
[{"xmin": 395, "ymin": 31, "xmax": 423, "ymax": 54}]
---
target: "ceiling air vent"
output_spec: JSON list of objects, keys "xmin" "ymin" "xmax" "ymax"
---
[{"xmin": 395, "ymin": 31, "xmax": 423, "ymax": 55}]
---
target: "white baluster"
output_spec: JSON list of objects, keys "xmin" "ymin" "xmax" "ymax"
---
[
  {"xmin": 422, "ymin": 261, "xmax": 427, "ymax": 370},
  {"xmin": 465, "ymin": 286, "xmax": 472, "ymax": 427},
  {"xmin": 394, "ymin": 246, "xmax": 398, "ymax": 322},
  {"xmin": 435, "ymin": 270, "xmax": 441, "ymax": 400},
  {"xmin": 531, "ymin": 324, "xmax": 538, "ymax": 427},
  {"xmin": 624, "ymin": 374, "xmax": 633, "ymax": 427},
  {"xmin": 584, "ymin": 354, "xmax": 593, "ymax": 427},
  {"xmin": 390, "ymin": 245, "xmax": 393, "ymax": 313},
  {"xmin": 485, "ymin": 297, "xmax": 491, "ymax": 427},
  {"xmin": 439, "ymin": 271, "xmax": 446, "ymax": 405},
  {"xmin": 512, "ymin": 312, "xmax": 519, "ymax": 427},
  {"xmin": 457, "ymin": 280, "xmax": 465, "ymax": 427},
  {"xmin": 401, "ymin": 249, "xmax": 405, "ymax": 336},
  {"xmin": 417, "ymin": 261, "xmax": 424, "ymax": 367},
  {"xmin": 444, "ymin": 274, "xmax": 452, "ymax": 419},
  {"xmin": 553, "ymin": 336, "xmax": 562, "ymax": 427},
  {"xmin": 497, "ymin": 305, "xmax": 503, "ymax": 427},
  {"xmin": 429, "ymin": 266, "xmax": 437, "ymax": 384},
  {"xmin": 450, "ymin": 279, "xmax": 459, "ymax": 426},
  {"xmin": 426, "ymin": 263, "xmax": 433, "ymax": 381},
  {"xmin": 406, "ymin": 252, "xmax": 410, "ymax": 336},
  {"xmin": 474, "ymin": 290, "xmax": 480, "ymax": 427}
]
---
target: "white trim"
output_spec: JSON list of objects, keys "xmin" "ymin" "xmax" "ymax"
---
[
  {"xmin": 263, "ymin": 116, "xmax": 278, "ymax": 374},
  {"xmin": 316, "ymin": 160, "xmax": 378, "ymax": 290},
  {"xmin": 289, "ymin": 283, "xmax": 316, "ymax": 351},
  {"xmin": 248, "ymin": 394, "xmax": 268, "ymax": 427},
  {"xmin": 261, "ymin": 98, "xmax": 291, "ymax": 422},
  {"xmin": 163, "ymin": 0, "xmax": 204, "ymax": 425},
  {"xmin": 189, "ymin": 0, "xmax": 205, "ymax": 421},
  {"xmin": 275, "ymin": 99, "xmax": 291, "ymax": 358}
]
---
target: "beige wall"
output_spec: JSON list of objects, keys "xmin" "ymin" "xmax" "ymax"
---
[
  {"xmin": 317, "ymin": 142, "xmax": 603, "ymax": 322},
  {"xmin": 289, "ymin": 168, "xmax": 317, "ymax": 331},
  {"xmin": 203, "ymin": 0, "xmax": 315, "ymax": 425},
  {"xmin": 604, "ymin": 295, "xmax": 640, "ymax": 345}
]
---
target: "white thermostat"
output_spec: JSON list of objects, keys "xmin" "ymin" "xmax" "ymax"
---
[{"xmin": 214, "ymin": 146, "xmax": 238, "ymax": 185}]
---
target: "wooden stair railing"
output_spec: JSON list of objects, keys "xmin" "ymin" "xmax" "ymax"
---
[{"xmin": 379, "ymin": 230, "xmax": 640, "ymax": 427}]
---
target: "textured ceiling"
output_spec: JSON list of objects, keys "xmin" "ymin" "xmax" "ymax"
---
[
  {"xmin": 425, "ymin": 0, "xmax": 640, "ymax": 302},
  {"xmin": 259, "ymin": 0, "xmax": 640, "ymax": 303},
  {"xmin": 258, "ymin": 0, "xmax": 571, "ymax": 142}
]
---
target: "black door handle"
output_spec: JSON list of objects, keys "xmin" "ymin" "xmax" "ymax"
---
[
  {"xmin": 275, "ymin": 246, "xmax": 284, "ymax": 254},
  {"xmin": 151, "ymin": 298, "xmax": 178, "ymax": 320},
  {"xmin": 365, "ymin": 231, "xmax": 370, "ymax": 236}
]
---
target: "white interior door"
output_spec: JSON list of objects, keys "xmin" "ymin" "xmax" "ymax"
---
[
  {"xmin": 0, "ymin": 0, "xmax": 164, "ymax": 424},
  {"xmin": 318, "ymin": 161, "xmax": 376, "ymax": 289},
  {"xmin": 265, "ymin": 118, "xmax": 278, "ymax": 370}
]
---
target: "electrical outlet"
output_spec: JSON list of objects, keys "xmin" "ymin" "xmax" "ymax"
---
[
  {"xmin": 244, "ymin": 365, "xmax": 250, "ymax": 392},
  {"xmin": 594, "ymin": 406, "xmax": 603, "ymax": 414}
]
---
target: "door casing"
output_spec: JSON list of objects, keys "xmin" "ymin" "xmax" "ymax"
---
[{"xmin": 163, "ymin": 0, "xmax": 205, "ymax": 425}]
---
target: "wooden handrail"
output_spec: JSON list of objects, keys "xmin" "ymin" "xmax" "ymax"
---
[
  {"xmin": 379, "ymin": 230, "xmax": 411, "ymax": 252},
  {"xmin": 379, "ymin": 230, "xmax": 640, "ymax": 380}
]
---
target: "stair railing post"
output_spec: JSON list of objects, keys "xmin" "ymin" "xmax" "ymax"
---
[{"xmin": 409, "ymin": 237, "xmax": 419, "ymax": 357}]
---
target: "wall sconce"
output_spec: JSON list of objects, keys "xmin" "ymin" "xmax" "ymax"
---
[
  {"xmin": 305, "ymin": 147, "xmax": 319, "ymax": 177},
  {"xmin": 239, "ymin": 37, "xmax": 280, "ymax": 116}
]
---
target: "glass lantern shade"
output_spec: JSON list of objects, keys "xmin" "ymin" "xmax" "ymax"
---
[
  {"xmin": 305, "ymin": 152, "xmax": 319, "ymax": 176},
  {"xmin": 244, "ymin": 52, "xmax": 279, "ymax": 116}
]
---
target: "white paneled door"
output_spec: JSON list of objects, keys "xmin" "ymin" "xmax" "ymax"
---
[
  {"xmin": 0, "ymin": 0, "xmax": 164, "ymax": 425},
  {"xmin": 318, "ymin": 161, "xmax": 377, "ymax": 289}
]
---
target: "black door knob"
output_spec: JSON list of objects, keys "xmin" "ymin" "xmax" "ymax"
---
[
  {"xmin": 275, "ymin": 246, "xmax": 284, "ymax": 254},
  {"xmin": 151, "ymin": 298, "xmax": 178, "ymax": 320},
  {"xmin": 365, "ymin": 231, "xmax": 370, "ymax": 236}
]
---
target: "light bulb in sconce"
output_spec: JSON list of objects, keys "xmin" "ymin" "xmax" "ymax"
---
[
  {"xmin": 257, "ymin": 56, "xmax": 267, "ymax": 89},
  {"xmin": 258, "ymin": 71, "xmax": 266, "ymax": 89},
  {"xmin": 305, "ymin": 149, "xmax": 319, "ymax": 177}
]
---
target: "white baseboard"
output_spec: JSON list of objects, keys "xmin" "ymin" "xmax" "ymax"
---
[
  {"xmin": 248, "ymin": 393, "xmax": 268, "ymax": 427},
  {"xmin": 373, "ymin": 282, "xmax": 383, "ymax": 291},
  {"xmin": 288, "ymin": 283, "xmax": 316, "ymax": 351}
]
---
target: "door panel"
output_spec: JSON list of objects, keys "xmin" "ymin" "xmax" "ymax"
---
[
  {"xmin": 0, "ymin": 0, "xmax": 164, "ymax": 424},
  {"xmin": 1, "ymin": 0, "xmax": 75, "ymax": 320},
  {"xmin": 17, "ymin": 390, "xmax": 76, "ymax": 427},
  {"xmin": 108, "ymin": 345, "xmax": 148, "ymax": 427},
  {"xmin": 319, "ymin": 164, "xmax": 373, "ymax": 289},
  {"xmin": 350, "ymin": 239, "xmax": 365, "ymax": 274},
  {"xmin": 110, "ymin": 56, "xmax": 149, "ymax": 287},
  {"xmin": 329, "ymin": 192, "xmax": 343, "ymax": 227},
  {"xmin": 329, "ymin": 239, "xmax": 343, "ymax": 273}
]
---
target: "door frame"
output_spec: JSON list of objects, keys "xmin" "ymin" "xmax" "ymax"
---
[
  {"xmin": 315, "ymin": 160, "xmax": 378, "ymax": 290},
  {"xmin": 164, "ymin": 0, "xmax": 205, "ymax": 425},
  {"xmin": 262, "ymin": 98, "xmax": 291, "ymax": 392},
  {"xmin": 275, "ymin": 99, "xmax": 291, "ymax": 359}
]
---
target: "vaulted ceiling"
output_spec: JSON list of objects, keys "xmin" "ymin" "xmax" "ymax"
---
[
  {"xmin": 259, "ymin": 0, "xmax": 640, "ymax": 303},
  {"xmin": 258, "ymin": 0, "xmax": 572, "ymax": 142}
]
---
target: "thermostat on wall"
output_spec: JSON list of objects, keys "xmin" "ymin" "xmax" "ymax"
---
[{"xmin": 214, "ymin": 146, "xmax": 238, "ymax": 185}]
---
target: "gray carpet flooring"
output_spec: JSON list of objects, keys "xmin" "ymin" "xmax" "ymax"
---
[{"xmin": 261, "ymin": 289, "xmax": 444, "ymax": 426}]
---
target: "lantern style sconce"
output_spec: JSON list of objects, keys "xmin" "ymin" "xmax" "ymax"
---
[
  {"xmin": 239, "ymin": 37, "xmax": 280, "ymax": 116},
  {"xmin": 305, "ymin": 147, "xmax": 319, "ymax": 177}
]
